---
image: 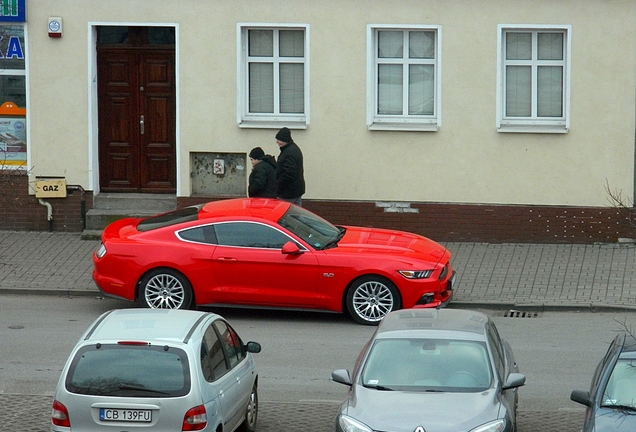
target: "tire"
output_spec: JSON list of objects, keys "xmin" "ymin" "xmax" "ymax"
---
[
  {"xmin": 346, "ymin": 276, "xmax": 401, "ymax": 325},
  {"xmin": 237, "ymin": 383, "xmax": 258, "ymax": 432},
  {"xmin": 138, "ymin": 268, "xmax": 193, "ymax": 310}
]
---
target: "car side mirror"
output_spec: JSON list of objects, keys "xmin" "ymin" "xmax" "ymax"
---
[
  {"xmin": 281, "ymin": 241, "xmax": 302, "ymax": 255},
  {"xmin": 570, "ymin": 390, "xmax": 593, "ymax": 407},
  {"xmin": 502, "ymin": 373, "xmax": 526, "ymax": 390},
  {"xmin": 245, "ymin": 341, "xmax": 261, "ymax": 354},
  {"xmin": 331, "ymin": 369, "xmax": 353, "ymax": 386}
]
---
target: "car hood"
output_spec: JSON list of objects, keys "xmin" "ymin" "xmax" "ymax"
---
[
  {"xmin": 592, "ymin": 407, "xmax": 636, "ymax": 431},
  {"xmin": 337, "ymin": 226, "xmax": 449, "ymax": 264},
  {"xmin": 342, "ymin": 386, "xmax": 502, "ymax": 432}
]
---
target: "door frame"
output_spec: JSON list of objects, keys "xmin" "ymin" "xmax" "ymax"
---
[{"xmin": 87, "ymin": 22, "xmax": 181, "ymax": 195}]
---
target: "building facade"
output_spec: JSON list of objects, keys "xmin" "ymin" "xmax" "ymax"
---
[{"xmin": 1, "ymin": 0, "xmax": 635, "ymax": 243}]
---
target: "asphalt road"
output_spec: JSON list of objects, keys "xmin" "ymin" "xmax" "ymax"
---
[{"xmin": 3, "ymin": 294, "xmax": 635, "ymax": 431}]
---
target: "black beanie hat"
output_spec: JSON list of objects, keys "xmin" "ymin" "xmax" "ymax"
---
[
  {"xmin": 249, "ymin": 147, "xmax": 265, "ymax": 159},
  {"xmin": 275, "ymin": 127, "xmax": 292, "ymax": 143}
]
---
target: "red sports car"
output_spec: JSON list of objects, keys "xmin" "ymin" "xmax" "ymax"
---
[{"xmin": 92, "ymin": 198, "xmax": 455, "ymax": 325}]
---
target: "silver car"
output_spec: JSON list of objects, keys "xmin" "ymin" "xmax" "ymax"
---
[
  {"xmin": 331, "ymin": 308, "xmax": 526, "ymax": 432},
  {"xmin": 51, "ymin": 308, "xmax": 261, "ymax": 431}
]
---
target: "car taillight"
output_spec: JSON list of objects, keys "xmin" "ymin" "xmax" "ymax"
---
[
  {"xmin": 51, "ymin": 400, "xmax": 70, "ymax": 427},
  {"xmin": 182, "ymin": 405, "xmax": 207, "ymax": 431}
]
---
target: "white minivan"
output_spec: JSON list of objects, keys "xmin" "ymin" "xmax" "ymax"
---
[{"xmin": 51, "ymin": 308, "xmax": 261, "ymax": 431}]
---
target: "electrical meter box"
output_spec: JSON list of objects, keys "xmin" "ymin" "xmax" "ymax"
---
[{"xmin": 35, "ymin": 178, "xmax": 67, "ymax": 198}]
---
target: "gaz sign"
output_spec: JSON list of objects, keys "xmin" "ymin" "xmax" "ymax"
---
[{"xmin": 35, "ymin": 178, "xmax": 67, "ymax": 198}]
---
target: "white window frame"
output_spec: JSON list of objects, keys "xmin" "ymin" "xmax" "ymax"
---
[
  {"xmin": 237, "ymin": 23, "xmax": 310, "ymax": 129},
  {"xmin": 497, "ymin": 24, "xmax": 571, "ymax": 133},
  {"xmin": 367, "ymin": 24, "xmax": 442, "ymax": 132}
]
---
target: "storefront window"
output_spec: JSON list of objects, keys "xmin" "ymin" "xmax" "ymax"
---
[{"xmin": 0, "ymin": 24, "xmax": 26, "ymax": 168}]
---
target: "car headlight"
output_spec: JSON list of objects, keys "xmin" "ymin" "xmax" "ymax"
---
[
  {"xmin": 398, "ymin": 270, "xmax": 433, "ymax": 279},
  {"xmin": 337, "ymin": 415, "xmax": 373, "ymax": 432},
  {"xmin": 469, "ymin": 419, "xmax": 506, "ymax": 432},
  {"xmin": 95, "ymin": 243, "xmax": 107, "ymax": 259}
]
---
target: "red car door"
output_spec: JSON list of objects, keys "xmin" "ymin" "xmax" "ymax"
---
[{"xmin": 209, "ymin": 222, "xmax": 320, "ymax": 307}]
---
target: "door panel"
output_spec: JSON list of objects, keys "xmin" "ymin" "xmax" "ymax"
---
[
  {"xmin": 97, "ymin": 41, "xmax": 175, "ymax": 193},
  {"xmin": 98, "ymin": 52, "xmax": 139, "ymax": 190},
  {"xmin": 211, "ymin": 246, "xmax": 320, "ymax": 307}
]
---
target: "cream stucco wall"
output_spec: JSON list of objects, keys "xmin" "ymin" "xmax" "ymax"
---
[{"xmin": 26, "ymin": 0, "xmax": 636, "ymax": 206}]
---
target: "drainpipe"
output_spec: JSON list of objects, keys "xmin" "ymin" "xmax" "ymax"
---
[
  {"xmin": 38, "ymin": 199, "xmax": 53, "ymax": 232},
  {"xmin": 66, "ymin": 185, "xmax": 86, "ymax": 230}
]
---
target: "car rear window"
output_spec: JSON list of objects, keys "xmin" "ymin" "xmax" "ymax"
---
[
  {"xmin": 137, "ymin": 205, "xmax": 203, "ymax": 232},
  {"xmin": 66, "ymin": 344, "xmax": 191, "ymax": 397}
]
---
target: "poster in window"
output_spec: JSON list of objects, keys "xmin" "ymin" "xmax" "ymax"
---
[{"xmin": 0, "ymin": 116, "xmax": 25, "ymax": 166}]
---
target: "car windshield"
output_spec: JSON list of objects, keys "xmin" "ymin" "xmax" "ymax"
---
[
  {"xmin": 66, "ymin": 344, "xmax": 191, "ymax": 397},
  {"xmin": 278, "ymin": 205, "xmax": 343, "ymax": 250},
  {"xmin": 361, "ymin": 338, "xmax": 493, "ymax": 392},
  {"xmin": 137, "ymin": 205, "xmax": 204, "ymax": 232},
  {"xmin": 602, "ymin": 358, "xmax": 636, "ymax": 409}
]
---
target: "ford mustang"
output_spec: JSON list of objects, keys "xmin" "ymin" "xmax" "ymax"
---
[{"xmin": 92, "ymin": 198, "xmax": 455, "ymax": 325}]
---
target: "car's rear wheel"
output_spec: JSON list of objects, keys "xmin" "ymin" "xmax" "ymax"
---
[
  {"xmin": 346, "ymin": 276, "xmax": 401, "ymax": 325},
  {"xmin": 237, "ymin": 383, "xmax": 258, "ymax": 432},
  {"xmin": 138, "ymin": 268, "xmax": 193, "ymax": 310}
]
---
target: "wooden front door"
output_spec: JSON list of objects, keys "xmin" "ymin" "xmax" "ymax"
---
[{"xmin": 97, "ymin": 27, "xmax": 176, "ymax": 193}]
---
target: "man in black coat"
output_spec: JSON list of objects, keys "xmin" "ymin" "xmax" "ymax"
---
[
  {"xmin": 275, "ymin": 127, "xmax": 305, "ymax": 206},
  {"xmin": 248, "ymin": 147, "xmax": 277, "ymax": 198}
]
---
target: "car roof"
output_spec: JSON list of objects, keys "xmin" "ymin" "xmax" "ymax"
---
[
  {"xmin": 199, "ymin": 198, "xmax": 291, "ymax": 222},
  {"xmin": 83, "ymin": 309, "xmax": 215, "ymax": 344},
  {"xmin": 375, "ymin": 308, "xmax": 490, "ymax": 340}
]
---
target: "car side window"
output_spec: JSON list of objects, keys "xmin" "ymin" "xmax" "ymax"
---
[
  {"xmin": 214, "ymin": 222, "xmax": 292, "ymax": 249},
  {"xmin": 201, "ymin": 325, "xmax": 229, "ymax": 382},
  {"xmin": 179, "ymin": 224, "xmax": 218, "ymax": 244},
  {"xmin": 214, "ymin": 320, "xmax": 245, "ymax": 369},
  {"xmin": 486, "ymin": 324, "xmax": 505, "ymax": 381}
]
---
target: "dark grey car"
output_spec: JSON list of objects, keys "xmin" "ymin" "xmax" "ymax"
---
[
  {"xmin": 570, "ymin": 333, "xmax": 636, "ymax": 432},
  {"xmin": 331, "ymin": 308, "xmax": 526, "ymax": 432}
]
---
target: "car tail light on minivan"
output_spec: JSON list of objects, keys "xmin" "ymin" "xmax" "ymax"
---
[
  {"xmin": 182, "ymin": 405, "xmax": 207, "ymax": 431},
  {"xmin": 51, "ymin": 400, "xmax": 71, "ymax": 427}
]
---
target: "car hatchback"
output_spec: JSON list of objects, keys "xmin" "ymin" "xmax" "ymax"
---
[{"xmin": 51, "ymin": 308, "xmax": 261, "ymax": 432}]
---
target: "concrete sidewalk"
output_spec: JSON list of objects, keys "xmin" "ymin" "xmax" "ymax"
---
[{"xmin": 1, "ymin": 231, "xmax": 636, "ymax": 311}]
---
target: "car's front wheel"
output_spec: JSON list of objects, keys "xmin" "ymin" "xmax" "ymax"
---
[
  {"xmin": 237, "ymin": 383, "xmax": 258, "ymax": 432},
  {"xmin": 138, "ymin": 268, "xmax": 193, "ymax": 310},
  {"xmin": 346, "ymin": 276, "xmax": 401, "ymax": 325}
]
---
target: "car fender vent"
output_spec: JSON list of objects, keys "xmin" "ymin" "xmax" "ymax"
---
[{"xmin": 504, "ymin": 309, "xmax": 539, "ymax": 318}]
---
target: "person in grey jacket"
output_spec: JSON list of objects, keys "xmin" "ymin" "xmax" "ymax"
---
[
  {"xmin": 248, "ymin": 147, "xmax": 277, "ymax": 198},
  {"xmin": 275, "ymin": 127, "xmax": 305, "ymax": 206}
]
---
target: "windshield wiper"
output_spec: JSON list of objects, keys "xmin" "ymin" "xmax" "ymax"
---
[
  {"xmin": 119, "ymin": 383, "xmax": 169, "ymax": 395},
  {"xmin": 363, "ymin": 383, "xmax": 394, "ymax": 391},
  {"xmin": 320, "ymin": 227, "xmax": 346, "ymax": 250},
  {"xmin": 604, "ymin": 403, "xmax": 636, "ymax": 412}
]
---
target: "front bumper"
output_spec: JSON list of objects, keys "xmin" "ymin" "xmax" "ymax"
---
[{"xmin": 413, "ymin": 270, "xmax": 456, "ymax": 308}]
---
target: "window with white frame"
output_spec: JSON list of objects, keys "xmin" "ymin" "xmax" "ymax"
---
[
  {"xmin": 237, "ymin": 24, "xmax": 309, "ymax": 128},
  {"xmin": 367, "ymin": 25, "xmax": 441, "ymax": 131},
  {"xmin": 497, "ymin": 25, "xmax": 570, "ymax": 133}
]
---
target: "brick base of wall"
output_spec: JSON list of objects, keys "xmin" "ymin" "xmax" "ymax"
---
[
  {"xmin": 1, "ymin": 172, "xmax": 633, "ymax": 243},
  {"xmin": 0, "ymin": 171, "xmax": 91, "ymax": 232},
  {"xmin": 178, "ymin": 196, "xmax": 635, "ymax": 244}
]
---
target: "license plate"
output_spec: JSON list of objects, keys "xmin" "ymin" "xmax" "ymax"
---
[{"xmin": 100, "ymin": 408, "xmax": 152, "ymax": 422}]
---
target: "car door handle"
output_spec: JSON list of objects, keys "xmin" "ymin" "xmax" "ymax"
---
[{"xmin": 217, "ymin": 257, "xmax": 238, "ymax": 261}]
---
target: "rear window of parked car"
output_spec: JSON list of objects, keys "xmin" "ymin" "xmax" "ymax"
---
[
  {"xmin": 65, "ymin": 345, "xmax": 191, "ymax": 397},
  {"xmin": 137, "ymin": 205, "xmax": 203, "ymax": 232}
]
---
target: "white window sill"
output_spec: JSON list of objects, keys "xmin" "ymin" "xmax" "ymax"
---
[
  {"xmin": 238, "ymin": 119, "xmax": 308, "ymax": 129},
  {"xmin": 368, "ymin": 122, "xmax": 439, "ymax": 132},
  {"xmin": 498, "ymin": 124, "xmax": 568, "ymax": 134}
]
